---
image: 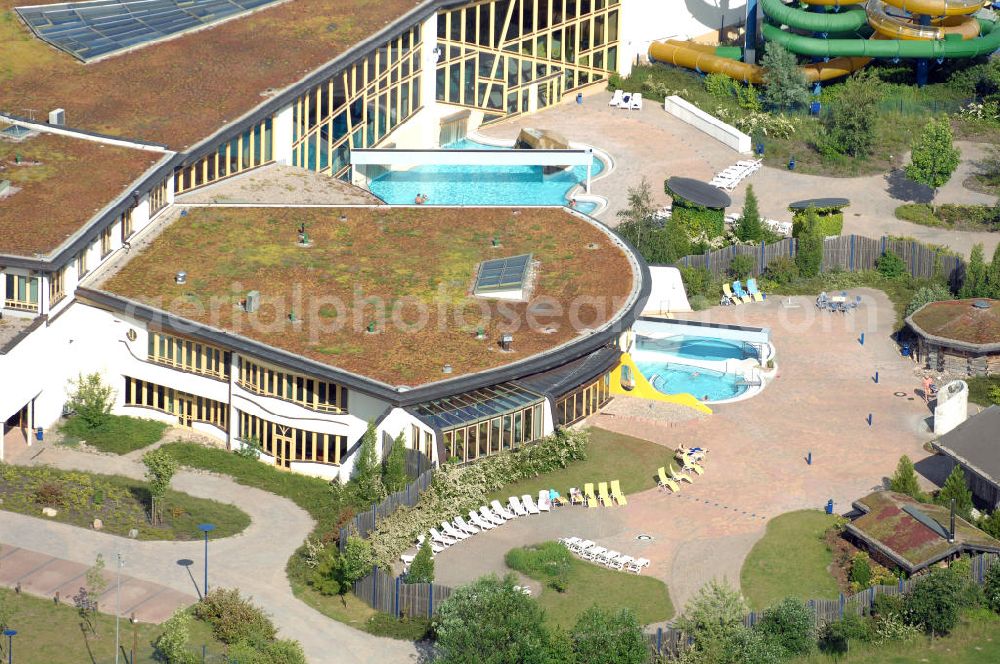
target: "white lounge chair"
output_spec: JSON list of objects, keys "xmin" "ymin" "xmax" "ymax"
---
[
  {"xmin": 416, "ymin": 535, "xmax": 444, "ymax": 554},
  {"xmin": 455, "ymin": 516, "xmax": 479, "ymax": 535},
  {"xmin": 610, "ymin": 554, "xmax": 633, "ymax": 571},
  {"xmin": 537, "ymin": 490, "xmax": 552, "ymax": 512},
  {"xmin": 559, "ymin": 536, "xmax": 582, "ymax": 549},
  {"xmin": 626, "ymin": 557, "xmax": 650, "ymax": 574},
  {"xmin": 508, "ymin": 496, "xmax": 529, "ymax": 517},
  {"xmin": 400, "ymin": 553, "xmax": 415, "ymax": 571},
  {"xmin": 491, "ymin": 500, "xmax": 515, "ymax": 520},
  {"xmin": 584, "ymin": 545, "xmax": 607, "ymax": 561},
  {"xmin": 598, "ymin": 549, "xmax": 619, "ymax": 566},
  {"xmin": 469, "ymin": 510, "xmax": 496, "ymax": 530},
  {"xmin": 572, "ymin": 539, "xmax": 596, "ymax": 555},
  {"xmin": 429, "ymin": 528, "xmax": 456, "ymax": 546},
  {"xmin": 628, "ymin": 92, "xmax": 643, "ymax": 110},
  {"xmin": 441, "ymin": 521, "xmax": 469, "ymax": 540},
  {"xmin": 522, "ymin": 494, "xmax": 541, "ymax": 514},
  {"xmin": 609, "ymin": 89, "xmax": 624, "ymax": 107},
  {"xmin": 480, "ymin": 506, "xmax": 506, "ymax": 526}
]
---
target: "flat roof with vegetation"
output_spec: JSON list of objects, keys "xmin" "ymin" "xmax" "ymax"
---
[
  {"xmin": 98, "ymin": 206, "xmax": 634, "ymax": 386},
  {"xmin": 0, "ymin": 131, "xmax": 161, "ymax": 257},
  {"xmin": 0, "ymin": 0, "xmax": 418, "ymax": 148},
  {"xmin": 908, "ymin": 299, "xmax": 1000, "ymax": 349}
]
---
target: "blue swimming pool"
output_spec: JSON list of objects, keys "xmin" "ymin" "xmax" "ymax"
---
[
  {"xmin": 633, "ymin": 360, "xmax": 749, "ymax": 403},
  {"xmin": 636, "ymin": 335, "xmax": 757, "ymax": 362},
  {"xmin": 368, "ymin": 138, "xmax": 602, "ymax": 211}
]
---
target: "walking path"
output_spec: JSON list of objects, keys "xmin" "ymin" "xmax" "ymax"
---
[
  {"xmin": 1, "ymin": 442, "xmax": 419, "ymax": 663},
  {"xmin": 480, "ymin": 93, "xmax": 998, "ymax": 258}
]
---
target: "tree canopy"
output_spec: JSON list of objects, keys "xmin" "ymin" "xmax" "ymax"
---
[{"xmin": 906, "ymin": 117, "xmax": 961, "ymax": 197}]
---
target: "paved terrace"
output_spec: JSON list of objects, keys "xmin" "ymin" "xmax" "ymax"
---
[
  {"xmin": 432, "ymin": 289, "xmax": 936, "ymax": 612},
  {"xmin": 479, "ymin": 91, "xmax": 999, "ymax": 258}
]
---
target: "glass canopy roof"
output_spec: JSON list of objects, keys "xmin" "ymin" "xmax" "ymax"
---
[
  {"xmin": 16, "ymin": 0, "xmax": 277, "ymax": 62},
  {"xmin": 474, "ymin": 254, "xmax": 531, "ymax": 295},
  {"xmin": 412, "ymin": 382, "xmax": 543, "ymax": 430}
]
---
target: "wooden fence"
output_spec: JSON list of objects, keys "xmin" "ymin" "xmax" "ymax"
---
[
  {"xmin": 648, "ymin": 552, "xmax": 999, "ymax": 659},
  {"xmin": 673, "ymin": 234, "xmax": 964, "ymax": 284},
  {"xmin": 339, "ymin": 465, "xmax": 435, "ymax": 550},
  {"xmin": 353, "ymin": 566, "xmax": 454, "ymax": 620}
]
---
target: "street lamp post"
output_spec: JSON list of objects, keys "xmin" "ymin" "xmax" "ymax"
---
[
  {"xmin": 3, "ymin": 629, "xmax": 16, "ymax": 664},
  {"xmin": 197, "ymin": 523, "xmax": 216, "ymax": 597},
  {"xmin": 114, "ymin": 553, "xmax": 124, "ymax": 664}
]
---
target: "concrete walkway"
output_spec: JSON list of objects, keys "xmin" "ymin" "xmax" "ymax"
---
[
  {"xmin": 1, "ymin": 443, "xmax": 419, "ymax": 664},
  {"xmin": 481, "ymin": 93, "xmax": 998, "ymax": 258}
]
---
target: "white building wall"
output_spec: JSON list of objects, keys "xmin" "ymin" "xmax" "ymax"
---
[{"xmin": 272, "ymin": 105, "xmax": 295, "ymax": 165}]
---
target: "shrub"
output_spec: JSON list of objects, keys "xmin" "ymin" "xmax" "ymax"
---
[
  {"xmin": 728, "ymin": 254, "xmax": 756, "ymax": 280},
  {"xmin": 571, "ymin": 607, "xmax": 647, "ymax": 664},
  {"xmin": 234, "ymin": 436, "xmax": 262, "ymax": 460},
  {"xmin": 679, "ymin": 266, "xmax": 715, "ymax": 299},
  {"xmin": 382, "ymin": 431, "xmax": 408, "ymax": 493},
  {"xmin": 872, "ymin": 592, "xmax": 906, "ymax": 617},
  {"xmin": 791, "ymin": 208, "xmax": 843, "ymax": 239},
  {"xmin": 818, "ymin": 613, "xmax": 869, "ymax": 654},
  {"xmin": 705, "ymin": 72, "xmax": 737, "ymax": 99},
  {"xmin": 935, "ymin": 465, "xmax": 974, "ymax": 521},
  {"xmin": 868, "ymin": 611, "xmax": 920, "ymax": 646},
  {"xmin": 823, "ymin": 69, "xmax": 884, "ymax": 158},
  {"xmin": 341, "ymin": 535, "xmax": 375, "ymax": 587},
  {"xmin": 764, "ymin": 256, "xmax": 799, "ymax": 285},
  {"xmin": 308, "ymin": 547, "xmax": 344, "ymax": 596},
  {"xmin": 33, "ymin": 482, "xmax": 66, "ymax": 507},
  {"xmin": 876, "ymin": 250, "xmax": 908, "ymax": 280},
  {"xmin": 505, "ymin": 542, "xmax": 572, "ymax": 592},
  {"xmin": 352, "ymin": 422, "xmax": 386, "ymax": 504},
  {"xmin": 849, "ymin": 552, "xmax": 872, "ymax": 589},
  {"xmin": 227, "ymin": 639, "xmax": 307, "ymax": 664},
  {"xmin": 676, "ymin": 579, "xmax": 748, "ymax": 654},
  {"xmin": 66, "ymin": 372, "xmax": 115, "ymax": 429},
  {"xmin": 153, "ymin": 609, "xmax": 198, "ymax": 664},
  {"xmin": 193, "ymin": 588, "xmax": 277, "ymax": 646},
  {"xmin": 757, "ymin": 597, "xmax": 815, "ymax": 656},
  {"xmin": 905, "ymin": 284, "xmax": 953, "ymax": 317},
  {"xmin": 889, "ymin": 455, "xmax": 924, "ymax": 499},
  {"xmin": 408, "ymin": 537, "xmax": 435, "ymax": 583},
  {"xmin": 904, "ymin": 566, "xmax": 963, "ymax": 635},
  {"xmin": 985, "ymin": 562, "xmax": 1000, "ymax": 613},
  {"xmin": 795, "ymin": 208, "xmax": 824, "ymax": 278}
]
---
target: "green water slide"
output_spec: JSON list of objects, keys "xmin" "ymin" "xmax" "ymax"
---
[
  {"xmin": 763, "ymin": 20, "xmax": 1000, "ymax": 58},
  {"xmin": 760, "ymin": 0, "xmax": 869, "ymax": 34}
]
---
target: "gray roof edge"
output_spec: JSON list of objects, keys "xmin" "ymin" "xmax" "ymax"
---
[{"xmin": 906, "ymin": 302, "xmax": 1000, "ymax": 352}]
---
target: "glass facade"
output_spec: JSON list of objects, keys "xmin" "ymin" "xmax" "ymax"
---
[
  {"xmin": 435, "ymin": 0, "xmax": 619, "ymax": 120},
  {"xmin": 124, "ymin": 376, "xmax": 229, "ymax": 431},
  {"xmin": 147, "ymin": 331, "xmax": 231, "ymax": 380},
  {"xmin": 174, "ymin": 116, "xmax": 274, "ymax": 193},
  {"xmin": 237, "ymin": 356, "xmax": 348, "ymax": 414},
  {"xmin": 4, "ymin": 274, "xmax": 39, "ymax": 312},
  {"xmin": 291, "ymin": 25, "xmax": 423, "ymax": 179},
  {"xmin": 555, "ymin": 370, "xmax": 612, "ymax": 426},
  {"xmin": 238, "ymin": 411, "xmax": 348, "ymax": 467}
]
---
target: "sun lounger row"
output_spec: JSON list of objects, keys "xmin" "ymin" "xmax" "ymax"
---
[
  {"xmin": 722, "ymin": 279, "xmax": 764, "ymax": 305},
  {"xmin": 817, "ymin": 291, "xmax": 861, "ymax": 314},
  {"xmin": 609, "ymin": 89, "xmax": 643, "ymax": 110},
  {"xmin": 569, "ymin": 481, "xmax": 627, "ymax": 508},
  {"xmin": 558, "ymin": 536, "xmax": 650, "ymax": 574},
  {"xmin": 656, "ymin": 447, "xmax": 707, "ymax": 493},
  {"xmin": 710, "ymin": 159, "xmax": 761, "ymax": 191}
]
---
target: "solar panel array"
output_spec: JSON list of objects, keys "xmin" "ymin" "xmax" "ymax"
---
[
  {"xmin": 474, "ymin": 254, "xmax": 532, "ymax": 295},
  {"xmin": 16, "ymin": 0, "xmax": 278, "ymax": 62}
]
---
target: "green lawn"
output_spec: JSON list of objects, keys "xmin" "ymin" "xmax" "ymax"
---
[
  {"xmin": 740, "ymin": 510, "xmax": 841, "ymax": 610},
  {"xmin": 967, "ymin": 376, "xmax": 1000, "ymax": 407},
  {"xmin": 0, "ymin": 464, "xmax": 249, "ymax": 541},
  {"xmin": 0, "ymin": 587, "xmax": 224, "ymax": 663},
  {"xmin": 59, "ymin": 415, "xmax": 168, "ymax": 455},
  {"xmin": 506, "ymin": 542, "xmax": 673, "ymax": 630},
  {"xmin": 792, "ymin": 609, "xmax": 1000, "ymax": 664},
  {"xmin": 485, "ymin": 428, "xmax": 664, "ymax": 503}
]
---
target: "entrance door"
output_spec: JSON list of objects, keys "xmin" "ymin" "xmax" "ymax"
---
[
  {"xmin": 3, "ymin": 405, "xmax": 30, "ymax": 460},
  {"xmin": 273, "ymin": 425, "xmax": 293, "ymax": 468},
  {"xmin": 176, "ymin": 395, "xmax": 194, "ymax": 427}
]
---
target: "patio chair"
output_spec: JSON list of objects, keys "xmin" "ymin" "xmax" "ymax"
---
[
  {"xmin": 469, "ymin": 510, "xmax": 496, "ymax": 530},
  {"xmin": 816, "ymin": 292, "xmax": 829, "ymax": 309},
  {"xmin": 668, "ymin": 465, "xmax": 693, "ymax": 484},
  {"xmin": 676, "ymin": 445, "xmax": 707, "ymax": 463},
  {"xmin": 628, "ymin": 92, "xmax": 643, "ymax": 110},
  {"xmin": 522, "ymin": 494, "xmax": 541, "ymax": 514},
  {"xmin": 722, "ymin": 282, "xmax": 741, "ymax": 305},
  {"xmin": 620, "ymin": 92, "xmax": 632, "ymax": 108},
  {"xmin": 509, "ymin": 495, "xmax": 529, "ymax": 517},
  {"xmin": 681, "ymin": 458, "xmax": 704, "ymax": 475},
  {"xmin": 626, "ymin": 557, "xmax": 650, "ymax": 574},
  {"xmin": 491, "ymin": 500, "xmax": 515, "ymax": 520},
  {"xmin": 482, "ymin": 505, "xmax": 506, "ymax": 526},
  {"xmin": 597, "ymin": 481, "xmax": 612, "ymax": 507},
  {"xmin": 610, "ymin": 480, "xmax": 628, "ymax": 506},
  {"xmin": 657, "ymin": 467, "xmax": 680, "ymax": 493},
  {"xmin": 559, "ymin": 536, "xmax": 582, "ymax": 549},
  {"xmin": 442, "ymin": 521, "xmax": 469, "ymax": 540},
  {"xmin": 537, "ymin": 490, "xmax": 552, "ymax": 512},
  {"xmin": 746, "ymin": 278, "xmax": 764, "ymax": 302},
  {"xmin": 732, "ymin": 280, "xmax": 752, "ymax": 303},
  {"xmin": 609, "ymin": 89, "xmax": 625, "ymax": 107},
  {"xmin": 584, "ymin": 483, "xmax": 599, "ymax": 508},
  {"xmin": 429, "ymin": 528, "xmax": 456, "ymax": 546},
  {"xmin": 849, "ymin": 294, "xmax": 862, "ymax": 311},
  {"xmin": 400, "ymin": 553, "xmax": 416, "ymax": 572},
  {"xmin": 417, "ymin": 535, "xmax": 445, "ymax": 554},
  {"xmin": 598, "ymin": 549, "xmax": 620, "ymax": 566},
  {"xmin": 455, "ymin": 515, "xmax": 479, "ymax": 535},
  {"xmin": 571, "ymin": 539, "xmax": 595, "ymax": 555},
  {"xmin": 610, "ymin": 554, "xmax": 633, "ymax": 571},
  {"xmin": 569, "ymin": 487, "xmax": 584, "ymax": 506},
  {"xmin": 583, "ymin": 545, "xmax": 607, "ymax": 561}
]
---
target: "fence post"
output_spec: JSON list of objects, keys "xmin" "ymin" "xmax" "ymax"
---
[
  {"xmin": 839, "ymin": 593, "xmax": 844, "ymax": 619},
  {"xmin": 880, "ymin": 236, "xmax": 886, "ymax": 256},
  {"xmin": 849, "ymin": 235, "xmax": 855, "ymax": 271},
  {"xmin": 373, "ymin": 568, "xmax": 378, "ymax": 610},
  {"xmin": 760, "ymin": 240, "xmax": 765, "ymax": 272},
  {"xmin": 657, "ymin": 627, "xmax": 662, "ymax": 654},
  {"xmin": 395, "ymin": 575, "xmax": 401, "ymax": 618},
  {"xmin": 429, "ymin": 583, "xmax": 434, "ymax": 617}
]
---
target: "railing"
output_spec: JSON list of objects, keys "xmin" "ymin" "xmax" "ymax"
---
[
  {"xmin": 648, "ymin": 552, "xmax": 999, "ymax": 659},
  {"xmin": 353, "ymin": 566, "xmax": 454, "ymax": 619},
  {"xmin": 3, "ymin": 298, "xmax": 39, "ymax": 313}
]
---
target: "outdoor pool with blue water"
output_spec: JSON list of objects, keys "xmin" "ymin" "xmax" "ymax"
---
[
  {"xmin": 636, "ymin": 335, "xmax": 757, "ymax": 362},
  {"xmin": 633, "ymin": 360, "xmax": 749, "ymax": 403},
  {"xmin": 368, "ymin": 138, "xmax": 602, "ymax": 212}
]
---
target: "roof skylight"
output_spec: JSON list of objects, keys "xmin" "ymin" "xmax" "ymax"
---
[{"xmin": 474, "ymin": 253, "xmax": 532, "ymax": 300}]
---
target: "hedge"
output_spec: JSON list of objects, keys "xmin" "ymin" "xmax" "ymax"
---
[{"xmin": 791, "ymin": 207, "xmax": 844, "ymax": 238}]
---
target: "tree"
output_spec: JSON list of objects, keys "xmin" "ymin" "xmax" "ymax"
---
[
  {"xmin": 309, "ymin": 548, "xmax": 344, "ymax": 596},
  {"xmin": 408, "ymin": 538, "xmax": 435, "ymax": 584},
  {"xmin": 760, "ymin": 41, "xmax": 809, "ymax": 109},
  {"xmin": 756, "ymin": 597, "xmax": 815, "ymax": 657},
  {"xmin": 382, "ymin": 431, "xmax": 408, "ymax": 493},
  {"xmin": 906, "ymin": 117, "xmax": 961, "ymax": 204},
  {"xmin": 889, "ymin": 455, "xmax": 923, "ymax": 499},
  {"xmin": 985, "ymin": 560, "xmax": 1000, "ymax": 613},
  {"xmin": 154, "ymin": 609, "xmax": 198, "ymax": 664},
  {"xmin": 676, "ymin": 579, "xmax": 749, "ymax": 660},
  {"xmin": 340, "ymin": 536, "xmax": 374, "ymax": 589},
  {"xmin": 729, "ymin": 254, "xmax": 756, "ymax": 280},
  {"xmin": 960, "ymin": 243, "xmax": 988, "ymax": 298},
  {"xmin": 734, "ymin": 185, "xmax": 766, "ymax": 243},
  {"xmin": 794, "ymin": 207, "xmax": 824, "ymax": 278},
  {"xmin": 935, "ymin": 465, "xmax": 974, "ymax": 521},
  {"xmin": 434, "ymin": 574, "xmax": 568, "ymax": 664},
  {"xmin": 876, "ymin": 250, "xmax": 907, "ymax": 280},
  {"xmin": 352, "ymin": 422, "xmax": 386, "ymax": 504},
  {"xmin": 142, "ymin": 448, "xmax": 178, "ymax": 525},
  {"xmin": 66, "ymin": 372, "xmax": 115, "ymax": 429},
  {"xmin": 570, "ymin": 607, "xmax": 647, "ymax": 664},
  {"xmin": 988, "ymin": 243, "xmax": 1000, "ymax": 298},
  {"xmin": 904, "ymin": 566, "xmax": 964, "ymax": 635},
  {"xmin": 615, "ymin": 178, "xmax": 692, "ymax": 264},
  {"xmin": 824, "ymin": 69, "xmax": 884, "ymax": 158},
  {"xmin": 905, "ymin": 283, "xmax": 953, "ymax": 317}
]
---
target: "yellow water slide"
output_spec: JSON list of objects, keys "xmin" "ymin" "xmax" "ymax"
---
[{"xmin": 867, "ymin": 0, "xmax": 982, "ymax": 40}]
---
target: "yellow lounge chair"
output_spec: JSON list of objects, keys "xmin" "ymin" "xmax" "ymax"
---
[
  {"xmin": 682, "ymin": 459, "xmax": 705, "ymax": 475},
  {"xmin": 722, "ymin": 282, "xmax": 741, "ymax": 305},
  {"xmin": 598, "ymin": 481, "xmax": 612, "ymax": 506},
  {"xmin": 584, "ymin": 482, "xmax": 598, "ymax": 508},
  {"xmin": 610, "ymin": 480, "xmax": 628, "ymax": 506},
  {"xmin": 668, "ymin": 464, "xmax": 693, "ymax": 484},
  {"xmin": 657, "ymin": 467, "xmax": 680, "ymax": 493}
]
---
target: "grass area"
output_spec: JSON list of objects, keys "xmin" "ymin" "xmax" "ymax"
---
[
  {"xmin": 289, "ymin": 577, "xmax": 431, "ymax": 641},
  {"xmin": 505, "ymin": 541, "xmax": 673, "ymax": 629},
  {"xmin": 791, "ymin": 609, "xmax": 1000, "ymax": 663},
  {"xmin": 0, "ymin": 463, "xmax": 248, "ymax": 540},
  {"xmin": 740, "ymin": 510, "xmax": 841, "ymax": 610},
  {"xmin": 484, "ymin": 427, "xmax": 664, "ymax": 503},
  {"xmin": 59, "ymin": 415, "xmax": 167, "ymax": 455},
  {"xmin": 0, "ymin": 587, "xmax": 224, "ymax": 663},
  {"xmin": 895, "ymin": 204, "xmax": 999, "ymax": 232},
  {"xmin": 967, "ymin": 375, "xmax": 1000, "ymax": 407}
]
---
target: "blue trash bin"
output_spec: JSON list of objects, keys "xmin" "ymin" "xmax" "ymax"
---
[
  {"xmin": 825, "ymin": 499, "xmax": 834, "ymax": 515},
  {"xmin": 755, "ymin": 143, "xmax": 765, "ymax": 156},
  {"xmin": 810, "ymin": 101, "xmax": 821, "ymax": 116},
  {"xmin": 36, "ymin": 427, "xmax": 43, "ymax": 441},
  {"xmin": 576, "ymin": 93, "xmax": 583, "ymax": 104},
  {"xmin": 788, "ymin": 158, "xmax": 796, "ymax": 170},
  {"xmin": 901, "ymin": 342, "xmax": 911, "ymax": 357}
]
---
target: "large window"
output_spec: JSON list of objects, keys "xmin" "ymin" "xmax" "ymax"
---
[
  {"xmin": 119, "ymin": 207, "xmax": 134, "ymax": 242},
  {"xmin": 147, "ymin": 331, "xmax": 231, "ymax": 380},
  {"xmin": 238, "ymin": 412, "xmax": 347, "ymax": 467},
  {"xmin": 124, "ymin": 377, "xmax": 228, "ymax": 431},
  {"xmin": 149, "ymin": 178, "xmax": 169, "ymax": 216},
  {"xmin": 435, "ymin": 0, "xmax": 619, "ymax": 120},
  {"xmin": 237, "ymin": 357, "xmax": 348, "ymax": 413},
  {"xmin": 4, "ymin": 274, "xmax": 39, "ymax": 312},
  {"xmin": 48, "ymin": 267, "xmax": 66, "ymax": 306},
  {"xmin": 174, "ymin": 116, "xmax": 274, "ymax": 193},
  {"xmin": 555, "ymin": 371, "xmax": 612, "ymax": 426},
  {"xmin": 291, "ymin": 25, "xmax": 423, "ymax": 179},
  {"xmin": 100, "ymin": 225, "xmax": 114, "ymax": 258}
]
